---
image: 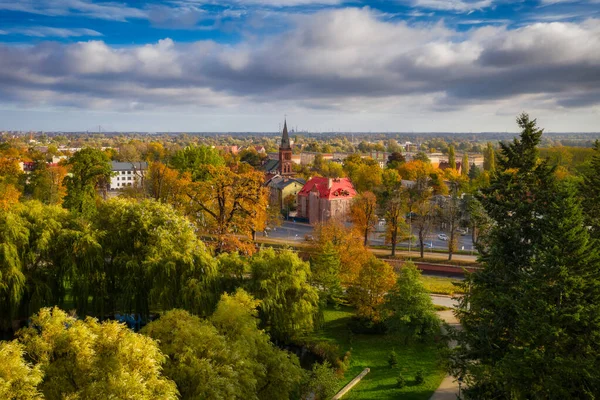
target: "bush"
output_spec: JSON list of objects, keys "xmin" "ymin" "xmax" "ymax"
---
[
  {"xmin": 396, "ymin": 373, "xmax": 406, "ymax": 388},
  {"xmin": 388, "ymin": 350, "xmax": 398, "ymax": 368},
  {"xmin": 415, "ymin": 369, "xmax": 425, "ymax": 385}
]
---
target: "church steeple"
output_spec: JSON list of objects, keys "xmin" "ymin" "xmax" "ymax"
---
[
  {"xmin": 278, "ymin": 118, "xmax": 293, "ymax": 176},
  {"xmin": 280, "ymin": 119, "xmax": 291, "ymax": 150}
]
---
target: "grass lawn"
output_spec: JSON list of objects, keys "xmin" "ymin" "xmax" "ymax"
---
[
  {"xmin": 314, "ymin": 307, "xmax": 446, "ymax": 399},
  {"xmin": 420, "ymin": 275, "xmax": 464, "ymax": 296}
]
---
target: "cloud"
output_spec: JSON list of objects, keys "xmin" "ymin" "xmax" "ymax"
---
[
  {"xmin": 405, "ymin": 0, "xmax": 495, "ymax": 13},
  {"xmin": 0, "ymin": 8, "xmax": 599, "ymax": 116},
  {"xmin": 1, "ymin": 27, "xmax": 103, "ymax": 38},
  {"xmin": 0, "ymin": 0, "xmax": 146, "ymax": 21}
]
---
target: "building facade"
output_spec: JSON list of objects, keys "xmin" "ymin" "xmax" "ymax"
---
[
  {"xmin": 109, "ymin": 161, "xmax": 148, "ymax": 191},
  {"xmin": 297, "ymin": 177, "xmax": 357, "ymax": 225}
]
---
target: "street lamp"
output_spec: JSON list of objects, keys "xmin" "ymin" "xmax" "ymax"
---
[{"xmin": 458, "ymin": 376, "xmax": 463, "ymax": 398}]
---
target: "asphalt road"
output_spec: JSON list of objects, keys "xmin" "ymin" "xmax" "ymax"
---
[
  {"xmin": 265, "ymin": 221, "xmax": 476, "ymax": 253},
  {"xmin": 430, "ymin": 294, "xmax": 460, "ymax": 309}
]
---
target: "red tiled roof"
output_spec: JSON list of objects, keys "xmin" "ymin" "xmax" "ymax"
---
[{"xmin": 298, "ymin": 177, "xmax": 357, "ymax": 200}]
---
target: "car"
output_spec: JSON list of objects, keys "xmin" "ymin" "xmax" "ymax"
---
[
  {"xmin": 438, "ymin": 233, "xmax": 449, "ymax": 241},
  {"xmin": 457, "ymin": 228, "xmax": 468, "ymax": 236}
]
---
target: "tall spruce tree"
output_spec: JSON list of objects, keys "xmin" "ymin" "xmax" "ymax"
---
[
  {"xmin": 580, "ymin": 140, "xmax": 600, "ymax": 239},
  {"xmin": 452, "ymin": 114, "xmax": 600, "ymax": 399}
]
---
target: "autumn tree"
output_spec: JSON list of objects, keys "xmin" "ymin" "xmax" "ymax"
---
[
  {"xmin": 461, "ymin": 153, "xmax": 470, "ymax": 177},
  {"xmin": 146, "ymin": 161, "xmax": 191, "ymax": 209},
  {"xmin": 186, "ymin": 165, "xmax": 268, "ymax": 253},
  {"xmin": 342, "ymin": 154, "xmax": 383, "ymax": 192},
  {"xmin": 347, "ymin": 256, "xmax": 396, "ymax": 321},
  {"xmin": 350, "ymin": 191, "xmax": 378, "ymax": 246},
  {"xmin": 27, "ymin": 162, "xmax": 67, "ymax": 205},
  {"xmin": 313, "ymin": 219, "xmax": 370, "ymax": 284},
  {"xmin": 63, "ymin": 148, "xmax": 112, "ymax": 217},
  {"xmin": 384, "ymin": 194, "xmax": 409, "ymax": 257},
  {"xmin": 483, "ymin": 142, "xmax": 496, "ymax": 172},
  {"xmin": 17, "ymin": 307, "xmax": 178, "ymax": 400},
  {"xmin": 0, "ymin": 341, "xmax": 44, "ymax": 399}
]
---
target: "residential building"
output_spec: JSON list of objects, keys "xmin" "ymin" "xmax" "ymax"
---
[
  {"xmin": 297, "ymin": 177, "xmax": 357, "ymax": 225},
  {"xmin": 265, "ymin": 175, "xmax": 306, "ymax": 216},
  {"xmin": 109, "ymin": 161, "xmax": 147, "ymax": 191}
]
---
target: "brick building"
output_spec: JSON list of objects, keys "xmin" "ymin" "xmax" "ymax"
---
[{"xmin": 297, "ymin": 177, "xmax": 357, "ymax": 225}]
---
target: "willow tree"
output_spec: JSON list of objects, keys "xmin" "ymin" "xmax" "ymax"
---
[
  {"xmin": 250, "ymin": 248, "xmax": 319, "ymax": 342},
  {"xmin": 94, "ymin": 198, "xmax": 219, "ymax": 318}
]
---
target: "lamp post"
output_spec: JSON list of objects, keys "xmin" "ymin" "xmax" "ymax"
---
[{"xmin": 458, "ymin": 376, "xmax": 463, "ymax": 399}]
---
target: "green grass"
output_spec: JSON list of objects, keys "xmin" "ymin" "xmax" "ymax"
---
[
  {"xmin": 314, "ymin": 307, "xmax": 446, "ymax": 399},
  {"xmin": 420, "ymin": 275, "xmax": 464, "ymax": 296}
]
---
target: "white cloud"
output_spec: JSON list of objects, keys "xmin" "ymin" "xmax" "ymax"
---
[
  {"xmin": 2, "ymin": 27, "xmax": 103, "ymax": 38},
  {"xmin": 0, "ymin": 8, "xmax": 598, "ymax": 129}
]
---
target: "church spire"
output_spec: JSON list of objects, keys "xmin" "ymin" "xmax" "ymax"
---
[{"xmin": 280, "ymin": 118, "xmax": 291, "ymax": 149}]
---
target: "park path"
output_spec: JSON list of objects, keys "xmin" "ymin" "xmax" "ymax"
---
[{"xmin": 429, "ymin": 306, "xmax": 462, "ymax": 400}]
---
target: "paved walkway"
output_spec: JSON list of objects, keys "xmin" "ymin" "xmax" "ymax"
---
[{"xmin": 430, "ymin": 310, "xmax": 462, "ymax": 400}]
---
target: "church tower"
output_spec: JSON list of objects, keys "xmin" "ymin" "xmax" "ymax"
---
[{"xmin": 278, "ymin": 119, "xmax": 293, "ymax": 176}]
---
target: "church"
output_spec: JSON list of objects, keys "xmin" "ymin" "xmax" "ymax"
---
[{"xmin": 262, "ymin": 119, "xmax": 294, "ymax": 177}]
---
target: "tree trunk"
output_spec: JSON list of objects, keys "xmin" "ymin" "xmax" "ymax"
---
[
  {"xmin": 419, "ymin": 231, "xmax": 425, "ymax": 259},
  {"xmin": 391, "ymin": 227, "xmax": 397, "ymax": 257},
  {"xmin": 364, "ymin": 228, "xmax": 369, "ymax": 247}
]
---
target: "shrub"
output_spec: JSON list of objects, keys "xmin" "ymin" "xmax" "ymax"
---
[
  {"xmin": 396, "ymin": 373, "xmax": 406, "ymax": 388},
  {"xmin": 415, "ymin": 369, "xmax": 425, "ymax": 385},
  {"xmin": 388, "ymin": 350, "xmax": 398, "ymax": 368}
]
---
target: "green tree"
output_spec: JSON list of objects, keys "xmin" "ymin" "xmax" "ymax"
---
[
  {"xmin": 448, "ymin": 145, "xmax": 456, "ymax": 169},
  {"xmin": 303, "ymin": 361, "xmax": 340, "ymax": 400},
  {"xmin": 580, "ymin": 140, "xmax": 600, "ymax": 239},
  {"xmin": 384, "ymin": 262, "xmax": 440, "ymax": 341},
  {"xmin": 0, "ymin": 341, "xmax": 44, "ymax": 400},
  {"xmin": 386, "ymin": 152, "xmax": 406, "ymax": 169},
  {"xmin": 483, "ymin": 142, "xmax": 496, "ymax": 172},
  {"xmin": 310, "ymin": 241, "xmax": 344, "ymax": 305},
  {"xmin": 347, "ymin": 256, "xmax": 396, "ymax": 321},
  {"xmin": 17, "ymin": 307, "xmax": 178, "ymax": 400},
  {"xmin": 171, "ymin": 145, "xmax": 225, "ymax": 181},
  {"xmin": 461, "ymin": 153, "xmax": 470, "ymax": 177},
  {"xmin": 210, "ymin": 290, "xmax": 304, "ymax": 399},
  {"xmin": 250, "ymin": 248, "xmax": 320, "ymax": 342},
  {"xmin": 63, "ymin": 148, "xmax": 112, "ymax": 216},
  {"xmin": 452, "ymin": 114, "xmax": 600, "ymax": 399}
]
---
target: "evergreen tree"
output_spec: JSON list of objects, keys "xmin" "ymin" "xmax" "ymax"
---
[
  {"xmin": 448, "ymin": 145, "xmax": 456, "ymax": 169},
  {"xmin": 580, "ymin": 140, "xmax": 600, "ymax": 239},
  {"xmin": 452, "ymin": 114, "xmax": 600, "ymax": 399}
]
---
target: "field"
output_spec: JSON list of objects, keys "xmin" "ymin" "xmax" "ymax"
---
[{"xmin": 314, "ymin": 307, "xmax": 446, "ymax": 399}]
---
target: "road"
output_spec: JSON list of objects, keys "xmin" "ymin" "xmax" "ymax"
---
[
  {"xmin": 265, "ymin": 221, "xmax": 477, "ymax": 255},
  {"xmin": 430, "ymin": 294, "xmax": 459, "ymax": 309}
]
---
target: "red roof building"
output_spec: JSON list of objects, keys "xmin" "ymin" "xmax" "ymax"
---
[{"xmin": 297, "ymin": 177, "xmax": 357, "ymax": 224}]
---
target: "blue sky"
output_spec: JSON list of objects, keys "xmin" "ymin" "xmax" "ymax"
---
[{"xmin": 0, "ymin": 0, "xmax": 599, "ymax": 132}]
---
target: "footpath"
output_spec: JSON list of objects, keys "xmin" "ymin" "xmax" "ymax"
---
[{"xmin": 430, "ymin": 308, "xmax": 462, "ymax": 400}]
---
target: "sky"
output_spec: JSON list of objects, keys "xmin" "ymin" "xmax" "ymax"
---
[{"xmin": 0, "ymin": 0, "xmax": 599, "ymax": 132}]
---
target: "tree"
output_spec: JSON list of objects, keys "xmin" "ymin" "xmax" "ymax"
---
[
  {"xmin": 413, "ymin": 151, "xmax": 430, "ymax": 163},
  {"xmin": 63, "ymin": 148, "xmax": 112, "ymax": 217},
  {"xmin": 210, "ymin": 290, "xmax": 304, "ymax": 399},
  {"xmin": 448, "ymin": 145, "xmax": 456, "ymax": 169},
  {"xmin": 387, "ymin": 152, "xmax": 406, "ymax": 169},
  {"xmin": 483, "ymin": 142, "xmax": 496, "ymax": 172},
  {"xmin": 580, "ymin": 140, "xmax": 600, "ymax": 239},
  {"xmin": 0, "ymin": 341, "xmax": 44, "ymax": 400},
  {"xmin": 93, "ymin": 199, "xmax": 218, "ymax": 318},
  {"xmin": 350, "ymin": 191, "xmax": 378, "ymax": 247},
  {"xmin": 404, "ymin": 186, "xmax": 436, "ymax": 258},
  {"xmin": 17, "ymin": 307, "xmax": 178, "ymax": 400},
  {"xmin": 313, "ymin": 219, "xmax": 370, "ymax": 284},
  {"xmin": 310, "ymin": 241, "xmax": 344, "ymax": 305},
  {"xmin": 347, "ymin": 256, "xmax": 396, "ymax": 321},
  {"xmin": 146, "ymin": 161, "xmax": 191, "ymax": 209},
  {"xmin": 461, "ymin": 153, "xmax": 470, "ymax": 177},
  {"xmin": 384, "ymin": 194, "xmax": 408, "ymax": 257},
  {"xmin": 342, "ymin": 154, "xmax": 382, "ymax": 192},
  {"xmin": 303, "ymin": 361, "xmax": 340, "ymax": 400},
  {"xmin": 27, "ymin": 163, "xmax": 67, "ymax": 205},
  {"xmin": 440, "ymin": 183, "xmax": 462, "ymax": 261},
  {"xmin": 250, "ymin": 248, "xmax": 320, "ymax": 342},
  {"xmin": 452, "ymin": 114, "xmax": 600, "ymax": 398},
  {"xmin": 383, "ymin": 262, "xmax": 440, "ymax": 341},
  {"xmin": 171, "ymin": 145, "xmax": 225, "ymax": 182},
  {"xmin": 0, "ymin": 182, "xmax": 20, "ymax": 211},
  {"xmin": 186, "ymin": 165, "xmax": 268, "ymax": 252}
]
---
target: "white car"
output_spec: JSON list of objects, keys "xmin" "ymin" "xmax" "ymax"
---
[{"xmin": 438, "ymin": 233, "xmax": 449, "ymax": 241}]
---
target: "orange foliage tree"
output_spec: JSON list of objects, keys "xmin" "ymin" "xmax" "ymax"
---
[
  {"xmin": 347, "ymin": 256, "xmax": 396, "ymax": 321},
  {"xmin": 350, "ymin": 191, "xmax": 378, "ymax": 247}
]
